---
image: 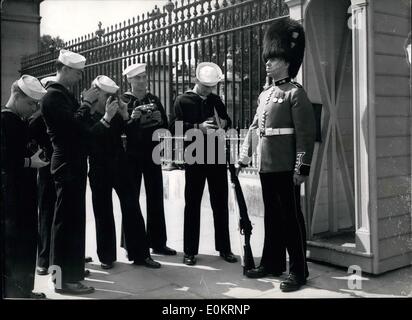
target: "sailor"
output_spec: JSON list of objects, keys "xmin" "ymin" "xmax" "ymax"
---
[
  {"xmin": 86, "ymin": 75, "xmax": 161, "ymax": 269},
  {"xmin": 1, "ymin": 75, "xmax": 48, "ymax": 298},
  {"xmin": 170, "ymin": 62, "xmax": 238, "ymax": 266},
  {"xmin": 30, "ymin": 75, "xmax": 57, "ymax": 276},
  {"xmin": 41, "ymin": 49, "xmax": 98, "ymax": 294},
  {"xmin": 122, "ymin": 63, "xmax": 176, "ymax": 256}
]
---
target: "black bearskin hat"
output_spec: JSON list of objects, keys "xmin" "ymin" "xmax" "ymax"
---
[{"xmin": 262, "ymin": 17, "xmax": 305, "ymax": 79}]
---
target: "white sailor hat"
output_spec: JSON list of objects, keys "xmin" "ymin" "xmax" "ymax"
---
[
  {"xmin": 17, "ymin": 75, "xmax": 47, "ymax": 101},
  {"xmin": 92, "ymin": 75, "xmax": 119, "ymax": 94},
  {"xmin": 122, "ymin": 63, "xmax": 146, "ymax": 79},
  {"xmin": 40, "ymin": 76, "xmax": 57, "ymax": 86},
  {"xmin": 58, "ymin": 49, "xmax": 86, "ymax": 70},
  {"xmin": 196, "ymin": 62, "xmax": 223, "ymax": 87}
]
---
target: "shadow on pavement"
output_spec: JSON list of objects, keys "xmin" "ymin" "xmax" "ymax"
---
[{"xmin": 79, "ymin": 252, "xmax": 282, "ymax": 299}]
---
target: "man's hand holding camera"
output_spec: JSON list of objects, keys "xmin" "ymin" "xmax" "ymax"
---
[
  {"xmin": 131, "ymin": 108, "xmax": 142, "ymax": 120},
  {"xmin": 198, "ymin": 117, "xmax": 226, "ymax": 134},
  {"xmin": 29, "ymin": 149, "xmax": 49, "ymax": 169},
  {"xmin": 130, "ymin": 104, "xmax": 162, "ymax": 128},
  {"xmin": 151, "ymin": 110, "xmax": 162, "ymax": 124},
  {"xmin": 117, "ymin": 99, "xmax": 129, "ymax": 120},
  {"xmin": 199, "ymin": 118, "xmax": 218, "ymax": 134},
  {"xmin": 81, "ymin": 87, "xmax": 99, "ymax": 106},
  {"xmin": 103, "ymin": 96, "xmax": 119, "ymax": 123}
]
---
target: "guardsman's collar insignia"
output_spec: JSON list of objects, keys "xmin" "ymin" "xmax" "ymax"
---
[{"xmin": 274, "ymin": 77, "xmax": 291, "ymax": 86}]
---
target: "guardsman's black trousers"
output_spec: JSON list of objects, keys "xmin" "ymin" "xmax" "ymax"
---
[{"xmin": 259, "ymin": 171, "xmax": 308, "ymax": 278}]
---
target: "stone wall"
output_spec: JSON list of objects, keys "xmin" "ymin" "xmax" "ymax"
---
[{"xmin": 1, "ymin": 0, "xmax": 42, "ymax": 105}]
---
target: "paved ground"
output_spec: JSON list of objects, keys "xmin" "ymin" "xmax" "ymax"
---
[{"xmin": 33, "ymin": 180, "xmax": 412, "ymax": 300}]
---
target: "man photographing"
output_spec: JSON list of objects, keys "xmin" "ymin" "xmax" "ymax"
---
[
  {"xmin": 122, "ymin": 63, "xmax": 176, "ymax": 256},
  {"xmin": 86, "ymin": 75, "xmax": 161, "ymax": 270},
  {"xmin": 1, "ymin": 75, "xmax": 48, "ymax": 298}
]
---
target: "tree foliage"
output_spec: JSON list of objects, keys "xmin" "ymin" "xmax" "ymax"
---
[{"xmin": 40, "ymin": 35, "xmax": 65, "ymax": 51}]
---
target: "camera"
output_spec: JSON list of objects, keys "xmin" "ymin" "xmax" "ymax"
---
[
  {"xmin": 134, "ymin": 103, "xmax": 162, "ymax": 128},
  {"xmin": 134, "ymin": 103, "xmax": 156, "ymax": 114},
  {"xmin": 39, "ymin": 149, "xmax": 49, "ymax": 162},
  {"xmin": 206, "ymin": 116, "xmax": 217, "ymax": 125},
  {"xmin": 109, "ymin": 93, "xmax": 119, "ymax": 101}
]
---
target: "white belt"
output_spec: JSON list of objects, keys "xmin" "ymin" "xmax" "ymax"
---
[{"xmin": 261, "ymin": 128, "xmax": 295, "ymax": 136}]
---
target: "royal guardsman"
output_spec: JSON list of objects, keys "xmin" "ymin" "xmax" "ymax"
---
[
  {"xmin": 121, "ymin": 63, "xmax": 176, "ymax": 256},
  {"xmin": 237, "ymin": 18, "xmax": 316, "ymax": 292}
]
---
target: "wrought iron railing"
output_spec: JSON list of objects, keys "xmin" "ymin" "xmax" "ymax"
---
[{"xmin": 21, "ymin": 0, "xmax": 288, "ymax": 129}]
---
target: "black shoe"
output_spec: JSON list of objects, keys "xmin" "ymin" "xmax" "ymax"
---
[
  {"xmin": 36, "ymin": 267, "xmax": 49, "ymax": 276},
  {"xmin": 29, "ymin": 292, "xmax": 47, "ymax": 299},
  {"xmin": 84, "ymin": 269, "xmax": 91, "ymax": 277},
  {"xmin": 101, "ymin": 262, "xmax": 114, "ymax": 269},
  {"xmin": 280, "ymin": 273, "xmax": 306, "ymax": 292},
  {"xmin": 85, "ymin": 256, "xmax": 93, "ymax": 263},
  {"xmin": 152, "ymin": 246, "xmax": 177, "ymax": 256},
  {"xmin": 219, "ymin": 251, "xmax": 238, "ymax": 263},
  {"xmin": 245, "ymin": 265, "xmax": 283, "ymax": 279},
  {"xmin": 183, "ymin": 254, "xmax": 196, "ymax": 266},
  {"xmin": 133, "ymin": 257, "xmax": 161, "ymax": 269},
  {"xmin": 55, "ymin": 282, "xmax": 95, "ymax": 295}
]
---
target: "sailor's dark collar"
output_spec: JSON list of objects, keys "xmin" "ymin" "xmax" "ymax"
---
[
  {"xmin": 274, "ymin": 77, "xmax": 291, "ymax": 86},
  {"xmin": 186, "ymin": 89, "xmax": 208, "ymax": 100}
]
